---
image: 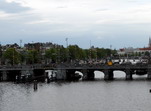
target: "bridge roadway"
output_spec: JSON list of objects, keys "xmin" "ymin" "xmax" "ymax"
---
[
  {"xmin": 0, "ymin": 64, "xmax": 148, "ymax": 70},
  {"xmin": 0, "ymin": 63, "xmax": 151, "ymax": 81}
]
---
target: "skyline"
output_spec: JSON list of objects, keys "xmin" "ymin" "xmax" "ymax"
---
[
  {"xmin": 0, "ymin": 38, "xmax": 150, "ymax": 50},
  {"xmin": 0, "ymin": 0, "xmax": 151, "ymax": 49}
]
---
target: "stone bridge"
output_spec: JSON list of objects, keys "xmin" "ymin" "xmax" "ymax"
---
[
  {"xmin": 0, "ymin": 64, "xmax": 151, "ymax": 82},
  {"xmin": 54, "ymin": 64, "xmax": 151, "ymax": 80}
]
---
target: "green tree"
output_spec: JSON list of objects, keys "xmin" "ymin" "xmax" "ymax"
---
[
  {"xmin": 68, "ymin": 45, "xmax": 86, "ymax": 60},
  {"xmin": 145, "ymin": 51, "xmax": 150, "ymax": 57},
  {"xmin": 45, "ymin": 48, "xmax": 57, "ymax": 63},
  {"xmin": 3, "ymin": 48, "xmax": 21, "ymax": 65},
  {"xmin": 0, "ymin": 45, "xmax": 2, "ymax": 58},
  {"xmin": 83, "ymin": 49, "xmax": 89, "ymax": 60},
  {"xmin": 59, "ymin": 47, "xmax": 68, "ymax": 62},
  {"xmin": 0, "ymin": 45, "xmax": 2, "ymax": 65},
  {"xmin": 19, "ymin": 50, "xmax": 28, "ymax": 64},
  {"xmin": 26, "ymin": 50, "xmax": 40, "ymax": 64}
]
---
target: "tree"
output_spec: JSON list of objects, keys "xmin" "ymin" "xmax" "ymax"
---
[
  {"xmin": 19, "ymin": 50, "xmax": 28, "ymax": 65},
  {"xmin": 3, "ymin": 48, "xmax": 21, "ymax": 65},
  {"xmin": 45, "ymin": 48, "xmax": 57, "ymax": 63},
  {"xmin": 0, "ymin": 45, "xmax": 2, "ymax": 58},
  {"xmin": 0, "ymin": 45, "xmax": 2, "ymax": 65},
  {"xmin": 26, "ymin": 50, "xmax": 40, "ymax": 64},
  {"xmin": 145, "ymin": 51, "xmax": 150, "ymax": 57},
  {"xmin": 59, "ymin": 47, "xmax": 68, "ymax": 62},
  {"xmin": 83, "ymin": 49, "xmax": 90, "ymax": 60},
  {"xmin": 134, "ymin": 52, "xmax": 138, "ymax": 57},
  {"xmin": 68, "ymin": 45, "xmax": 86, "ymax": 61}
]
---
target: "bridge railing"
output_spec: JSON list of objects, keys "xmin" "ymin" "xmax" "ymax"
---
[{"xmin": 0, "ymin": 63, "xmax": 150, "ymax": 70}]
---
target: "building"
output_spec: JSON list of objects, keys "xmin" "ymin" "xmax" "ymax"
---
[{"xmin": 117, "ymin": 38, "xmax": 151, "ymax": 56}]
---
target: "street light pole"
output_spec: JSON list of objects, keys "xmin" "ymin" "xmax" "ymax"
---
[
  {"xmin": 13, "ymin": 48, "xmax": 14, "ymax": 66},
  {"xmin": 65, "ymin": 38, "xmax": 69, "ymax": 62},
  {"xmin": 89, "ymin": 40, "xmax": 92, "ymax": 61},
  {"xmin": 96, "ymin": 49, "xmax": 97, "ymax": 62},
  {"xmin": 66, "ymin": 38, "xmax": 68, "ymax": 48}
]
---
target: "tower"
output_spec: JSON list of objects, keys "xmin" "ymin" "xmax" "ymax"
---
[{"xmin": 149, "ymin": 37, "xmax": 151, "ymax": 48}]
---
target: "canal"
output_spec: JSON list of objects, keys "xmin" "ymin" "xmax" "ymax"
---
[{"xmin": 0, "ymin": 72, "xmax": 151, "ymax": 111}]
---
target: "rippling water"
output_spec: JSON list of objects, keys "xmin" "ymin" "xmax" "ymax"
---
[{"xmin": 0, "ymin": 72, "xmax": 151, "ymax": 111}]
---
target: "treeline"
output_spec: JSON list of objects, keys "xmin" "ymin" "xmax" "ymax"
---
[{"xmin": 0, "ymin": 45, "xmax": 117, "ymax": 65}]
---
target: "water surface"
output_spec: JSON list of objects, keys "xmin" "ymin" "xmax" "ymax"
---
[{"xmin": 0, "ymin": 72, "xmax": 151, "ymax": 111}]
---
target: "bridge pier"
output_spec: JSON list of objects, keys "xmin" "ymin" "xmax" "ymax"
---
[
  {"xmin": 104, "ymin": 69, "xmax": 114, "ymax": 80},
  {"xmin": 66, "ymin": 69, "xmax": 76, "ymax": 81},
  {"xmin": 87, "ymin": 69, "xmax": 95, "ymax": 80},
  {"xmin": 20, "ymin": 70, "xmax": 33, "ymax": 83},
  {"xmin": 82, "ymin": 69, "xmax": 88, "ymax": 80},
  {"xmin": 7, "ymin": 70, "xmax": 21, "ymax": 82},
  {"xmin": 0, "ymin": 71, "xmax": 2, "ymax": 81},
  {"xmin": 56, "ymin": 69, "xmax": 66, "ymax": 80},
  {"xmin": 1, "ymin": 71, "xmax": 8, "ymax": 81},
  {"xmin": 81, "ymin": 69, "xmax": 95, "ymax": 80},
  {"xmin": 33, "ymin": 69, "xmax": 45, "ymax": 82},
  {"xmin": 147, "ymin": 66, "xmax": 151, "ymax": 80},
  {"xmin": 125, "ymin": 69, "xmax": 133, "ymax": 80},
  {"xmin": 65, "ymin": 69, "xmax": 82, "ymax": 81}
]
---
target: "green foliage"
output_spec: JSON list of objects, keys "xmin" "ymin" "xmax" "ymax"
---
[
  {"xmin": 59, "ymin": 47, "xmax": 68, "ymax": 62},
  {"xmin": 0, "ymin": 45, "xmax": 2, "ymax": 58},
  {"xmin": 3, "ymin": 48, "xmax": 21, "ymax": 65},
  {"xmin": 26, "ymin": 50, "xmax": 40, "ymax": 64},
  {"xmin": 19, "ymin": 51, "xmax": 27, "ymax": 63},
  {"xmin": 2, "ymin": 44, "xmax": 117, "ymax": 65},
  {"xmin": 68, "ymin": 45, "xmax": 87, "ymax": 60},
  {"xmin": 144, "ymin": 51, "xmax": 150, "ymax": 56},
  {"xmin": 45, "ymin": 48, "xmax": 57, "ymax": 62}
]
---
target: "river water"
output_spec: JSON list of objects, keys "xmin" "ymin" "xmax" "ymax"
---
[{"xmin": 0, "ymin": 71, "xmax": 151, "ymax": 111}]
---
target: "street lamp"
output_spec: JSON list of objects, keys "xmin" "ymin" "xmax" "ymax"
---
[{"xmin": 65, "ymin": 38, "xmax": 68, "ymax": 48}]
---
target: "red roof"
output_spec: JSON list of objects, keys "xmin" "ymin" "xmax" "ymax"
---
[
  {"xmin": 119, "ymin": 48, "xmax": 125, "ymax": 51},
  {"xmin": 139, "ymin": 47, "xmax": 151, "ymax": 50}
]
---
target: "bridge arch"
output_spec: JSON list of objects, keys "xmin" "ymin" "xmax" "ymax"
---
[
  {"xmin": 75, "ymin": 71, "xmax": 83, "ymax": 80},
  {"xmin": 113, "ymin": 70, "xmax": 126, "ymax": 79},
  {"xmin": 94, "ymin": 70, "xmax": 105, "ymax": 80},
  {"xmin": 65, "ymin": 69, "xmax": 82, "ymax": 81},
  {"xmin": 133, "ymin": 70, "xmax": 148, "ymax": 80}
]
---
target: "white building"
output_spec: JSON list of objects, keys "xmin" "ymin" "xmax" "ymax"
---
[{"xmin": 117, "ymin": 38, "xmax": 151, "ymax": 56}]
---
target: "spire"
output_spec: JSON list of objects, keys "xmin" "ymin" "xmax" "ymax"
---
[{"xmin": 149, "ymin": 37, "xmax": 151, "ymax": 48}]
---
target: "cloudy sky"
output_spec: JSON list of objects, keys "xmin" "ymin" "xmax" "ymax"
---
[{"xmin": 0, "ymin": 0, "xmax": 151, "ymax": 49}]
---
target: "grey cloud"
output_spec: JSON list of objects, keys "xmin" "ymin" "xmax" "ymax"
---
[{"xmin": 0, "ymin": 0, "xmax": 30, "ymax": 13}]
